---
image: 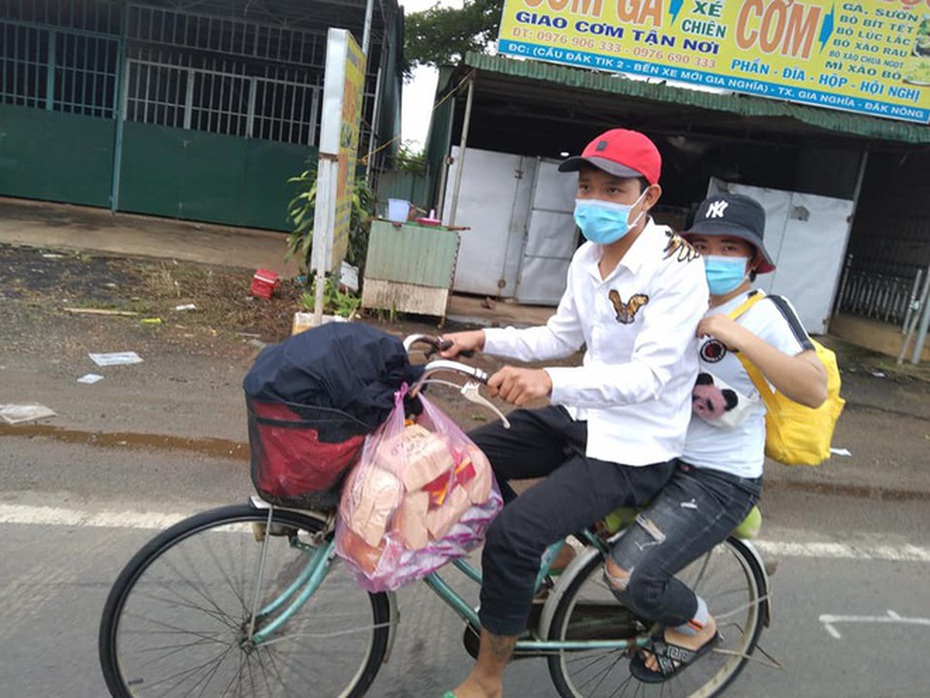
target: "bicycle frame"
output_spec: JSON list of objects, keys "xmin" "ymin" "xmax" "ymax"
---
[
  {"xmin": 248, "ymin": 532, "xmax": 337, "ymax": 645},
  {"xmin": 246, "ymin": 513, "xmax": 650, "ymax": 656}
]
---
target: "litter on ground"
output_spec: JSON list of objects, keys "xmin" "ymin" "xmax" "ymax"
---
[
  {"xmin": 77, "ymin": 374, "xmax": 105, "ymax": 384},
  {"xmin": 89, "ymin": 351, "xmax": 143, "ymax": 366},
  {"xmin": 64, "ymin": 308, "xmax": 139, "ymax": 317},
  {"xmin": 0, "ymin": 404, "xmax": 57, "ymax": 424}
]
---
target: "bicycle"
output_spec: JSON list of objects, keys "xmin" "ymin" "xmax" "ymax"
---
[{"xmin": 98, "ymin": 335, "xmax": 773, "ymax": 698}]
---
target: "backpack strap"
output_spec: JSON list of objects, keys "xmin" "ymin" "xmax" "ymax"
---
[
  {"xmin": 726, "ymin": 291, "xmax": 778, "ymax": 411},
  {"xmin": 728, "ymin": 289, "xmax": 766, "ymax": 321}
]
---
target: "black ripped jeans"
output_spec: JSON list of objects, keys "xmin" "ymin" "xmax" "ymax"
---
[
  {"xmin": 608, "ymin": 462, "xmax": 762, "ymax": 626},
  {"xmin": 469, "ymin": 405, "xmax": 677, "ymax": 636}
]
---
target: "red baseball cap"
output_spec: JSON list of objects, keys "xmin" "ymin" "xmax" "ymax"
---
[{"xmin": 558, "ymin": 128, "xmax": 661, "ymax": 185}]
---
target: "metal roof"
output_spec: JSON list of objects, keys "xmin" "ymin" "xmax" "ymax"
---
[
  {"xmin": 129, "ymin": 0, "xmax": 395, "ymax": 37},
  {"xmin": 458, "ymin": 52, "xmax": 930, "ymax": 147}
]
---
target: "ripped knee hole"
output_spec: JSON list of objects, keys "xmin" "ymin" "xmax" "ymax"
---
[{"xmin": 604, "ymin": 560, "xmax": 630, "ymax": 592}]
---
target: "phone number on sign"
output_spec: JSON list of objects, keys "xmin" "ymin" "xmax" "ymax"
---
[
  {"xmin": 630, "ymin": 46, "xmax": 716, "ymax": 68},
  {"xmin": 533, "ymin": 31, "xmax": 623, "ymax": 49}
]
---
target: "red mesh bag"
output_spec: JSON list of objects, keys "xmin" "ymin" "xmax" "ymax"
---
[{"xmin": 247, "ymin": 397, "xmax": 368, "ymax": 510}]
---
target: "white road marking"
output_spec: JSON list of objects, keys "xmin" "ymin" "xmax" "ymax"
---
[
  {"xmin": 0, "ymin": 503, "xmax": 191, "ymax": 530},
  {"xmin": 1, "ymin": 504, "xmax": 929, "ymax": 564},
  {"xmin": 820, "ymin": 609, "xmax": 930, "ymax": 639},
  {"xmin": 754, "ymin": 540, "xmax": 930, "ymax": 562}
]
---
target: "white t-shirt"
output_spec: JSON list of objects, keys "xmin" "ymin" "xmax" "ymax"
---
[
  {"xmin": 682, "ymin": 290, "xmax": 813, "ymax": 478},
  {"xmin": 483, "ymin": 219, "xmax": 708, "ymax": 466}
]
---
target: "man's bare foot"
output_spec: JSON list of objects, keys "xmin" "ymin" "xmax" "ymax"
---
[
  {"xmin": 641, "ymin": 615, "xmax": 718, "ymax": 673},
  {"xmin": 449, "ymin": 675, "xmax": 503, "ymax": 698}
]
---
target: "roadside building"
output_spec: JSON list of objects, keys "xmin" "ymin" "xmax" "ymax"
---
[
  {"xmin": 419, "ymin": 52, "xmax": 930, "ymax": 359},
  {"xmin": 0, "ymin": 0, "xmax": 403, "ymax": 231}
]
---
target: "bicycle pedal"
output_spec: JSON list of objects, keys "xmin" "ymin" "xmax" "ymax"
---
[{"xmin": 462, "ymin": 623, "xmax": 480, "ymax": 660}]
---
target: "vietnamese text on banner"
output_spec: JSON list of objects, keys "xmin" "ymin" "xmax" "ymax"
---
[{"xmin": 497, "ymin": 0, "xmax": 930, "ymax": 124}]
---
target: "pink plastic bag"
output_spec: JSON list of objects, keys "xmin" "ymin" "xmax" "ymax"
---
[{"xmin": 335, "ymin": 387, "xmax": 503, "ymax": 592}]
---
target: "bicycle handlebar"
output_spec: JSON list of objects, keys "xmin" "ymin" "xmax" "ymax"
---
[
  {"xmin": 404, "ymin": 335, "xmax": 509, "ymax": 427},
  {"xmin": 404, "ymin": 334, "xmax": 485, "ymax": 384},
  {"xmin": 419, "ymin": 359, "xmax": 489, "ymax": 385}
]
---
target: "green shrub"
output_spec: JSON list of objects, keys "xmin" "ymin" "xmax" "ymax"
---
[{"xmin": 286, "ymin": 165, "xmax": 375, "ymax": 278}]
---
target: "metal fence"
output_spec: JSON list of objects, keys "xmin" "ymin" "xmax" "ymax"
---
[
  {"xmin": 0, "ymin": 18, "xmax": 119, "ymax": 117},
  {"xmin": 0, "ymin": 0, "xmax": 120, "ymax": 33},
  {"xmin": 835, "ymin": 258, "xmax": 925, "ymax": 327},
  {"xmin": 127, "ymin": 3, "xmax": 327, "ymax": 70},
  {"xmin": 125, "ymin": 49, "xmax": 320, "ymax": 145},
  {"xmin": 123, "ymin": 4, "xmax": 323, "ymax": 146},
  {"xmin": 1, "ymin": 2, "xmax": 328, "ymax": 144}
]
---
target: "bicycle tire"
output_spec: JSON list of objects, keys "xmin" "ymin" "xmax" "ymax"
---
[
  {"xmin": 547, "ymin": 537, "xmax": 767, "ymax": 698},
  {"xmin": 99, "ymin": 503, "xmax": 391, "ymax": 698}
]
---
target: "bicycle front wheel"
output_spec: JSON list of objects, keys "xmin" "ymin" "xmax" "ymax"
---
[
  {"xmin": 99, "ymin": 504, "xmax": 391, "ymax": 698},
  {"xmin": 547, "ymin": 537, "xmax": 766, "ymax": 698}
]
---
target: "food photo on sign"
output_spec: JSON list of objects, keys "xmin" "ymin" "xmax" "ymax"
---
[{"xmin": 905, "ymin": 15, "xmax": 930, "ymax": 85}]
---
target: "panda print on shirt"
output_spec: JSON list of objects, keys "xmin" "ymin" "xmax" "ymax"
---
[{"xmin": 691, "ymin": 372, "xmax": 758, "ymax": 429}]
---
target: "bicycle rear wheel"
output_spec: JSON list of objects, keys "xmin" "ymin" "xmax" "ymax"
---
[
  {"xmin": 99, "ymin": 504, "xmax": 391, "ymax": 698},
  {"xmin": 547, "ymin": 537, "xmax": 766, "ymax": 698}
]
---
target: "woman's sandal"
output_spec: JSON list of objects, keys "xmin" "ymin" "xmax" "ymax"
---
[{"xmin": 629, "ymin": 631, "xmax": 721, "ymax": 684}]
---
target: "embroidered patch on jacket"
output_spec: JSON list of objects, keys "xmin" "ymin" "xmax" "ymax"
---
[
  {"xmin": 700, "ymin": 338, "xmax": 728, "ymax": 363},
  {"xmin": 663, "ymin": 231, "xmax": 700, "ymax": 263},
  {"xmin": 608, "ymin": 290, "xmax": 649, "ymax": 324}
]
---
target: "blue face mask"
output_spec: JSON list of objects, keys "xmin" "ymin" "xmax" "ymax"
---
[
  {"xmin": 704, "ymin": 255, "xmax": 750, "ymax": 295},
  {"xmin": 573, "ymin": 191, "xmax": 647, "ymax": 245}
]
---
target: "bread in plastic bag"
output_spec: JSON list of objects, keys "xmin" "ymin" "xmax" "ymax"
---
[{"xmin": 335, "ymin": 388, "xmax": 502, "ymax": 592}]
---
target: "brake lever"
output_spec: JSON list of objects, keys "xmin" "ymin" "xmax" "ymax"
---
[
  {"xmin": 405, "ymin": 334, "xmax": 477, "ymax": 359},
  {"xmin": 460, "ymin": 381, "xmax": 510, "ymax": 429},
  {"xmin": 432, "ymin": 338, "xmax": 475, "ymax": 359}
]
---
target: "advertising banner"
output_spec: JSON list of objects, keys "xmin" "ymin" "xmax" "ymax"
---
[
  {"xmin": 313, "ymin": 29, "xmax": 367, "ymax": 274},
  {"xmin": 497, "ymin": 0, "xmax": 930, "ymax": 124}
]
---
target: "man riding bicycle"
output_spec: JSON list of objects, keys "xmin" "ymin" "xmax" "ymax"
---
[{"xmin": 439, "ymin": 128, "xmax": 708, "ymax": 698}]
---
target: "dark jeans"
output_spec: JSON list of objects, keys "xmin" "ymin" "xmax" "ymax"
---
[
  {"xmin": 470, "ymin": 406, "xmax": 677, "ymax": 636},
  {"xmin": 608, "ymin": 462, "xmax": 762, "ymax": 627}
]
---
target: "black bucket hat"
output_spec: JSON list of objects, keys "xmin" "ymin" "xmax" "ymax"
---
[{"xmin": 685, "ymin": 193, "xmax": 775, "ymax": 273}]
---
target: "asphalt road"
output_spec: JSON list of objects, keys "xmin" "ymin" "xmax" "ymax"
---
[{"xmin": 1, "ymin": 437, "xmax": 928, "ymax": 698}]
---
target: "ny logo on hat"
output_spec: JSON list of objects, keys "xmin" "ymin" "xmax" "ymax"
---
[
  {"xmin": 595, "ymin": 140, "xmax": 608, "ymax": 151},
  {"xmin": 706, "ymin": 200, "xmax": 729, "ymax": 219}
]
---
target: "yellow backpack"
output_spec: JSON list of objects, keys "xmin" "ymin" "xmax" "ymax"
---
[{"xmin": 728, "ymin": 292, "xmax": 845, "ymax": 466}]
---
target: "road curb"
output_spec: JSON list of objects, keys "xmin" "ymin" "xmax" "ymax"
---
[
  {"xmin": 0, "ymin": 423, "xmax": 249, "ymax": 461},
  {"xmin": 764, "ymin": 477, "xmax": 930, "ymax": 502}
]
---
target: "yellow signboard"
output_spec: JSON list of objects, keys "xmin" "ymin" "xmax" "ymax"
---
[
  {"xmin": 314, "ymin": 29, "xmax": 367, "ymax": 274},
  {"xmin": 333, "ymin": 36, "xmax": 367, "ymax": 265},
  {"xmin": 497, "ymin": 0, "xmax": 930, "ymax": 124}
]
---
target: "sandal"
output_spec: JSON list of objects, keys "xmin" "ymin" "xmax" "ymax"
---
[{"xmin": 630, "ymin": 631, "xmax": 720, "ymax": 683}]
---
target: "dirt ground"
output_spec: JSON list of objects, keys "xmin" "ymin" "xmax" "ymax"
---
[{"xmin": 0, "ymin": 244, "xmax": 519, "ymax": 423}]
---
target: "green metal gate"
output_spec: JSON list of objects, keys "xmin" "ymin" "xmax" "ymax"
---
[
  {"xmin": 114, "ymin": 3, "xmax": 322, "ymax": 230},
  {"xmin": 0, "ymin": 0, "xmax": 121, "ymax": 207},
  {"xmin": 0, "ymin": 0, "xmax": 331, "ymax": 231}
]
